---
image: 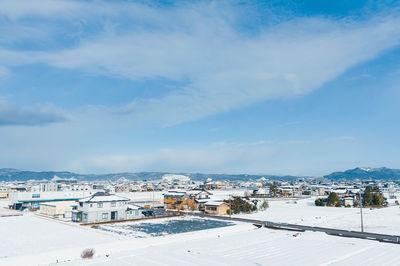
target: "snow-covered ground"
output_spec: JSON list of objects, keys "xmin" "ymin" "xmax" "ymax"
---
[
  {"xmin": 63, "ymin": 225, "xmax": 400, "ymax": 266},
  {"xmin": 0, "ymin": 199, "xmax": 20, "ymax": 216},
  {"xmin": 236, "ymin": 197, "xmax": 400, "ymax": 234},
  {"xmin": 0, "ymin": 214, "xmax": 116, "ymax": 260},
  {"xmin": 1, "ymin": 196, "xmax": 400, "ymax": 266}
]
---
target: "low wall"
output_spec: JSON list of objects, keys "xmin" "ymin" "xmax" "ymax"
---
[{"xmin": 81, "ymin": 213, "xmax": 183, "ymax": 226}]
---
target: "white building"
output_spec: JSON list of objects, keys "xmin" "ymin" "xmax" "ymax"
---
[
  {"xmin": 9, "ymin": 191, "xmax": 94, "ymax": 210},
  {"xmin": 72, "ymin": 192, "xmax": 130, "ymax": 223}
]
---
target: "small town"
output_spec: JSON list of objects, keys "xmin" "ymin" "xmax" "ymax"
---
[
  {"xmin": 2, "ymin": 0, "xmax": 400, "ymax": 265},
  {"xmin": 1, "ymin": 169, "xmax": 400, "ymax": 265},
  {"xmin": 2, "ymin": 173, "xmax": 399, "ymax": 219}
]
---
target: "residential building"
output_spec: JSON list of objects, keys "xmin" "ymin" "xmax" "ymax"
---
[
  {"xmin": 204, "ymin": 202, "xmax": 230, "ymax": 215},
  {"xmin": 72, "ymin": 192, "xmax": 130, "ymax": 223},
  {"xmin": 163, "ymin": 189, "xmax": 211, "ymax": 210}
]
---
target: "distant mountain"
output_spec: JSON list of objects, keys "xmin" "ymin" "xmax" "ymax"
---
[
  {"xmin": 3, "ymin": 167, "xmax": 399, "ymax": 182},
  {"xmin": 0, "ymin": 168, "xmax": 300, "ymax": 182},
  {"xmin": 324, "ymin": 167, "xmax": 400, "ymax": 180},
  {"xmin": 0, "ymin": 169, "xmax": 85, "ymax": 181}
]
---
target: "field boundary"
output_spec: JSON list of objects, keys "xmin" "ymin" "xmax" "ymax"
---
[{"xmin": 81, "ymin": 213, "xmax": 183, "ymax": 226}]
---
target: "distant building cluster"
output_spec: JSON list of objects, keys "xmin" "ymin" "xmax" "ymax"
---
[{"xmin": 0, "ymin": 174, "xmax": 399, "ymax": 223}]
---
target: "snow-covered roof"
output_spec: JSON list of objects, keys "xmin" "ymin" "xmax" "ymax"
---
[
  {"xmin": 126, "ymin": 204, "xmax": 141, "ymax": 210},
  {"xmin": 79, "ymin": 192, "xmax": 129, "ymax": 203},
  {"xmin": 204, "ymin": 201, "xmax": 227, "ymax": 206},
  {"xmin": 187, "ymin": 189, "xmax": 212, "ymax": 196},
  {"xmin": 164, "ymin": 192, "xmax": 186, "ymax": 196},
  {"xmin": 39, "ymin": 200, "xmax": 78, "ymax": 207}
]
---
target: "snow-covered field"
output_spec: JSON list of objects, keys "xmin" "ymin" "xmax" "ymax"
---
[
  {"xmin": 236, "ymin": 197, "xmax": 400, "ymax": 234},
  {"xmin": 94, "ymin": 216, "xmax": 235, "ymax": 238},
  {"xmin": 1, "ymin": 196, "xmax": 400, "ymax": 266}
]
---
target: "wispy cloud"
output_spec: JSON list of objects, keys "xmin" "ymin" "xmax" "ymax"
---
[
  {"xmin": 79, "ymin": 144, "xmax": 276, "ymax": 174},
  {"xmin": 0, "ymin": 99, "xmax": 67, "ymax": 126},
  {"xmin": 76, "ymin": 136, "xmax": 356, "ymax": 174},
  {"xmin": 0, "ymin": 0, "xmax": 80, "ymax": 20},
  {"xmin": 0, "ymin": 1, "xmax": 399, "ymax": 126}
]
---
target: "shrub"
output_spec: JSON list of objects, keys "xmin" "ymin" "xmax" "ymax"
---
[
  {"xmin": 81, "ymin": 248, "xmax": 95, "ymax": 259},
  {"xmin": 224, "ymin": 197, "xmax": 258, "ymax": 214},
  {"xmin": 260, "ymin": 199, "xmax": 269, "ymax": 210},
  {"xmin": 315, "ymin": 198, "xmax": 325, "ymax": 207}
]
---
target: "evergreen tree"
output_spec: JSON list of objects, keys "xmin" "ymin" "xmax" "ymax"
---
[
  {"xmin": 270, "ymin": 182, "xmax": 279, "ymax": 197},
  {"xmin": 327, "ymin": 192, "xmax": 339, "ymax": 206},
  {"xmin": 362, "ymin": 185, "xmax": 387, "ymax": 207}
]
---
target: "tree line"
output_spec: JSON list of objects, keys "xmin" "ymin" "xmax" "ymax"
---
[{"xmin": 315, "ymin": 186, "xmax": 387, "ymax": 208}]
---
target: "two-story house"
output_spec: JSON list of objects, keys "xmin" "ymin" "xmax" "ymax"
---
[
  {"xmin": 163, "ymin": 189, "xmax": 212, "ymax": 210},
  {"xmin": 72, "ymin": 192, "xmax": 129, "ymax": 223}
]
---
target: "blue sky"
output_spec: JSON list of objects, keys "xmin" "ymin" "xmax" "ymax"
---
[{"xmin": 1, "ymin": 0, "xmax": 400, "ymax": 176}]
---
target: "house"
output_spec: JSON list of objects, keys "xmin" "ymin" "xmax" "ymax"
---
[
  {"xmin": 204, "ymin": 201, "xmax": 230, "ymax": 215},
  {"xmin": 280, "ymin": 186, "xmax": 295, "ymax": 197},
  {"xmin": 39, "ymin": 201, "xmax": 77, "ymax": 218},
  {"xmin": 343, "ymin": 197, "xmax": 355, "ymax": 207},
  {"xmin": 163, "ymin": 191, "xmax": 188, "ymax": 210},
  {"xmin": 72, "ymin": 192, "xmax": 130, "ymax": 223},
  {"xmin": 0, "ymin": 187, "xmax": 9, "ymax": 198},
  {"xmin": 252, "ymin": 188, "xmax": 270, "ymax": 197},
  {"xmin": 163, "ymin": 189, "xmax": 212, "ymax": 210}
]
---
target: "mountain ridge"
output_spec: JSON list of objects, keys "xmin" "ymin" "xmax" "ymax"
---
[
  {"xmin": 0, "ymin": 168, "xmax": 299, "ymax": 182},
  {"xmin": 323, "ymin": 167, "xmax": 400, "ymax": 180},
  {"xmin": 1, "ymin": 166, "xmax": 399, "ymax": 181}
]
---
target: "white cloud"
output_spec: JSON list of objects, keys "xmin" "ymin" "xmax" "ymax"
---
[
  {"xmin": 0, "ymin": 99, "xmax": 67, "ymax": 126},
  {"xmin": 0, "ymin": 3, "xmax": 398, "ymax": 126},
  {"xmin": 75, "ymin": 136, "xmax": 357, "ymax": 174},
  {"xmin": 0, "ymin": 0, "xmax": 80, "ymax": 20},
  {"xmin": 79, "ymin": 144, "xmax": 276, "ymax": 174}
]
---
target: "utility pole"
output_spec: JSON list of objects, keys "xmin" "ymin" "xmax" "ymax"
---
[
  {"xmin": 359, "ymin": 185, "xmax": 364, "ymax": 233},
  {"xmin": 229, "ymin": 194, "xmax": 232, "ymax": 218}
]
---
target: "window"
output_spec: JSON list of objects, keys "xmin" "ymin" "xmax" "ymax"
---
[
  {"xmin": 90, "ymin": 204, "xmax": 93, "ymax": 208},
  {"xmin": 102, "ymin": 213, "xmax": 108, "ymax": 220},
  {"xmin": 97, "ymin": 203, "xmax": 103, "ymax": 208},
  {"xmin": 111, "ymin": 202, "xmax": 116, "ymax": 207},
  {"xmin": 83, "ymin": 213, "xmax": 88, "ymax": 220}
]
